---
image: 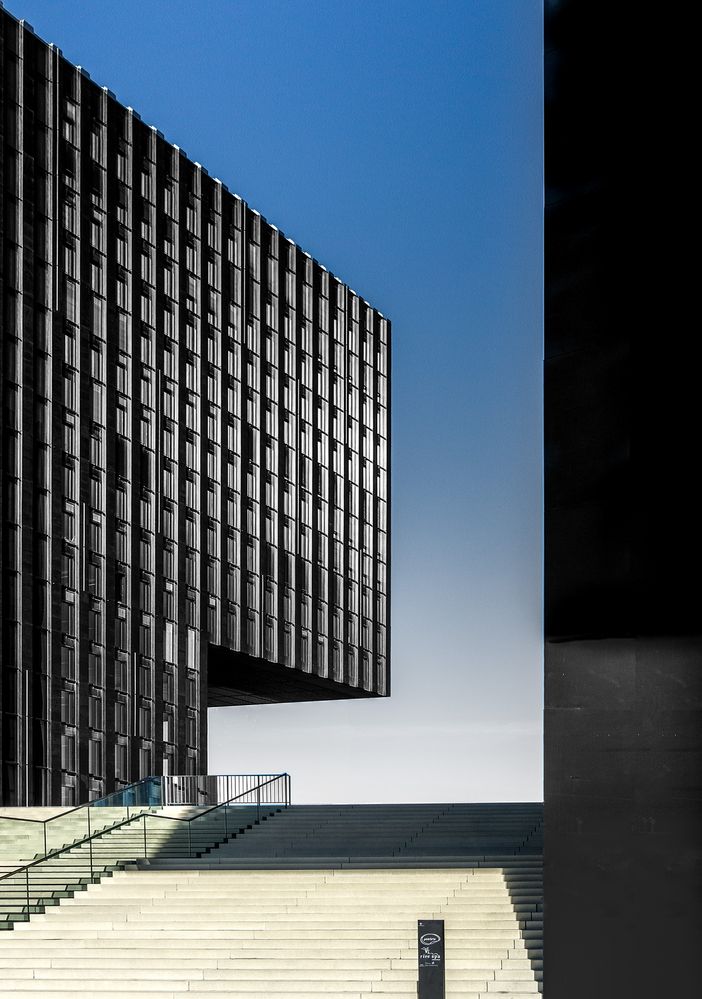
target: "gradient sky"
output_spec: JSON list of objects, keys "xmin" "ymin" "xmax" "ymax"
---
[{"xmin": 10, "ymin": 0, "xmax": 543, "ymax": 803}]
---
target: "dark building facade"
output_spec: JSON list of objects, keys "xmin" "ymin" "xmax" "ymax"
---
[
  {"xmin": 545, "ymin": 2, "xmax": 701, "ymax": 996},
  {"xmin": 0, "ymin": 9, "xmax": 390, "ymax": 805}
]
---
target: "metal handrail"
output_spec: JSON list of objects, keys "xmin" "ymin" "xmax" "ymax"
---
[
  {"xmin": 0, "ymin": 775, "xmax": 162, "ymax": 861},
  {"xmin": 138, "ymin": 773, "xmax": 291, "ymax": 853},
  {"xmin": 0, "ymin": 773, "xmax": 286, "ymax": 861},
  {"xmin": 0, "ymin": 775, "xmax": 159, "ymax": 824},
  {"xmin": 0, "ymin": 772, "xmax": 290, "ymax": 888},
  {"xmin": 146, "ymin": 775, "xmax": 289, "ymax": 824}
]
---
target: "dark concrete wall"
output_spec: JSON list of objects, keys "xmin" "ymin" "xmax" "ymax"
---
[
  {"xmin": 544, "ymin": 2, "xmax": 702, "ymax": 995},
  {"xmin": 545, "ymin": 637, "xmax": 702, "ymax": 995}
]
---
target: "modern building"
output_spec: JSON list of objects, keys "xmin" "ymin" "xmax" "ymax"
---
[{"xmin": 0, "ymin": 8, "xmax": 390, "ymax": 806}]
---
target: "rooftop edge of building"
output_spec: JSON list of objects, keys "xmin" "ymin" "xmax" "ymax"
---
[{"xmin": 0, "ymin": 2, "xmax": 389, "ymax": 318}]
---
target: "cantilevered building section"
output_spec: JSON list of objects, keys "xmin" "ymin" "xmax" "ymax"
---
[{"xmin": 0, "ymin": 10, "xmax": 390, "ymax": 805}]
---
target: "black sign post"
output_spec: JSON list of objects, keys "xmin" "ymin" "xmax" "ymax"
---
[{"xmin": 417, "ymin": 919, "xmax": 445, "ymax": 999}]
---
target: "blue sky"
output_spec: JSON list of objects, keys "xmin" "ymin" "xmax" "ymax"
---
[{"xmin": 11, "ymin": 0, "xmax": 543, "ymax": 802}]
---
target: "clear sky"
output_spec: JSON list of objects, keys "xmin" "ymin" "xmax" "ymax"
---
[{"xmin": 10, "ymin": 0, "xmax": 543, "ymax": 803}]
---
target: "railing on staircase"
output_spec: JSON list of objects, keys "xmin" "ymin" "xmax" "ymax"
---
[
  {"xmin": 0, "ymin": 773, "xmax": 289, "ymax": 861},
  {"xmin": 0, "ymin": 775, "xmax": 163, "ymax": 861},
  {"xmin": 0, "ymin": 772, "xmax": 290, "ymax": 928},
  {"xmin": 134, "ymin": 773, "xmax": 291, "ymax": 859},
  {"xmin": 159, "ymin": 773, "xmax": 289, "ymax": 807}
]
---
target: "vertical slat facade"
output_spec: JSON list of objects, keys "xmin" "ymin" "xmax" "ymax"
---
[{"xmin": 0, "ymin": 9, "xmax": 390, "ymax": 805}]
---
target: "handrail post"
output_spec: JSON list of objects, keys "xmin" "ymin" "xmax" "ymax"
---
[
  {"xmin": 43, "ymin": 821, "xmax": 47, "ymax": 859},
  {"xmin": 257, "ymin": 784, "xmax": 261, "ymax": 824},
  {"xmin": 87, "ymin": 806, "xmax": 93, "ymax": 880},
  {"xmin": 25, "ymin": 865, "xmax": 30, "ymax": 920},
  {"xmin": 143, "ymin": 814, "xmax": 148, "ymax": 860},
  {"xmin": 188, "ymin": 821, "xmax": 192, "ymax": 858}
]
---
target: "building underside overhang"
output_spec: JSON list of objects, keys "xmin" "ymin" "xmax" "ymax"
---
[{"xmin": 206, "ymin": 645, "xmax": 380, "ymax": 707}]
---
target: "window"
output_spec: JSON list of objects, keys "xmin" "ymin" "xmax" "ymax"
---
[
  {"xmin": 88, "ymin": 738, "xmax": 103, "ymax": 776},
  {"xmin": 139, "ymin": 534, "xmax": 152, "ymax": 571},
  {"xmin": 61, "ymin": 591, "xmax": 76, "ymax": 636},
  {"xmin": 90, "ymin": 473, "xmax": 102, "ymax": 509},
  {"xmin": 186, "ymin": 710, "xmax": 198, "ymax": 747},
  {"xmin": 61, "ymin": 732, "xmax": 76, "ymax": 772},
  {"xmin": 88, "ymin": 649, "xmax": 104, "ymax": 686},
  {"xmin": 115, "ymin": 742, "xmax": 128, "ymax": 780},
  {"xmin": 163, "ymin": 669, "xmax": 175, "ymax": 703},
  {"xmin": 115, "ymin": 606, "xmax": 129, "ymax": 650},
  {"xmin": 164, "ymin": 621, "xmax": 176, "ymax": 663},
  {"xmin": 60, "ymin": 687, "xmax": 76, "ymax": 725},
  {"xmin": 138, "ymin": 618, "xmax": 152, "ymax": 656},
  {"xmin": 61, "ymin": 548, "xmax": 76, "ymax": 588},
  {"xmin": 60, "ymin": 642, "xmax": 76, "ymax": 679},
  {"xmin": 162, "ymin": 710, "xmax": 175, "ymax": 743},
  {"xmin": 115, "ymin": 655, "xmax": 129, "ymax": 693},
  {"xmin": 88, "ymin": 694, "xmax": 102, "ymax": 730},
  {"xmin": 139, "ymin": 572, "xmax": 152, "ymax": 609},
  {"xmin": 88, "ymin": 602, "xmax": 102, "ymax": 643},
  {"xmin": 89, "ymin": 513, "xmax": 102, "ymax": 551}
]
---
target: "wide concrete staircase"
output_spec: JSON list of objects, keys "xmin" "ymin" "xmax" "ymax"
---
[
  {"xmin": 147, "ymin": 802, "xmax": 543, "ymax": 869},
  {"xmin": 0, "ymin": 803, "xmax": 543, "ymax": 997},
  {"xmin": 0, "ymin": 866, "xmax": 542, "ymax": 998}
]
